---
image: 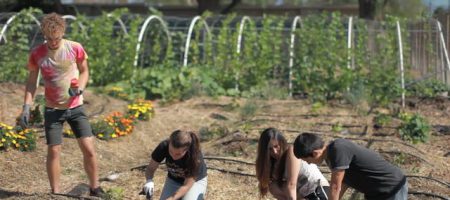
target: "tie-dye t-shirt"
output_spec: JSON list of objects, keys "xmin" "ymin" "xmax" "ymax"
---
[{"xmin": 28, "ymin": 39, "xmax": 88, "ymax": 109}]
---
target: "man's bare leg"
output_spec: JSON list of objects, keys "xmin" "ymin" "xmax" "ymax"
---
[
  {"xmin": 77, "ymin": 136, "xmax": 99, "ymax": 189},
  {"xmin": 47, "ymin": 144, "xmax": 62, "ymax": 193}
]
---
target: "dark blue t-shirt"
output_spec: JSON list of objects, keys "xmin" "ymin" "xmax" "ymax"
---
[
  {"xmin": 151, "ymin": 140, "xmax": 207, "ymax": 184},
  {"xmin": 326, "ymin": 139, "xmax": 406, "ymax": 200}
]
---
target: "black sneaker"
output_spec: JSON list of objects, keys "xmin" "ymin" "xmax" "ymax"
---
[{"xmin": 89, "ymin": 187, "xmax": 106, "ymax": 198}]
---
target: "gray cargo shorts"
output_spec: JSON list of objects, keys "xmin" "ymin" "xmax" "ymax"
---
[{"xmin": 44, "ymin": 105, "xmax": 93, "ymax": 145}]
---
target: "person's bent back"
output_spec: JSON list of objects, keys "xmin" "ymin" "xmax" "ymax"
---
[{"xmin": 293, "ymin": 133, "xmax": 407, "ymax": 200}]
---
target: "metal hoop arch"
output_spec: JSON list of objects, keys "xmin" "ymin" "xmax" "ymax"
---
[
  {"xmin": 133, "ymin": 15, "xmax": 171, "ymax": 68},
  {"xmin": 183, "ymin": 16, "xmax": 212, "ymax": 67},
  {"xmin": 0, "ymin": 13, "xmax": 41, "ymax": 44},
  {"xmin": 62, "ymin": 15, "xmax": 86, "ymax": 32},
  {"xmin": 288, "ymin": 16, "xmax": 303, "ymax": 97}
]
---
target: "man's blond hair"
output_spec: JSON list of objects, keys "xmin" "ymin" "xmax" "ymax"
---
[{"xmin": 41, "ymin": 13, "xmax": 66, "ymax": 36}]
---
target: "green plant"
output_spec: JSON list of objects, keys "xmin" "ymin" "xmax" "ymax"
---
[
  {"xmin": 331, "ymin": 122, "xmax": 343, "ymax": 133},
  {"xmin": 373, "ymin": 113, "xmax": 392, "ymax": 128},
  {"xmin": 311, "ymin": 101, "xmax": 324, "ymax": 114},
  {"xmin": 104, "ymin": 187, "xmax": 124, "ymax": 200},
  {"xmin": 199, "ymin": 124, "xmax": 229, "ymax": 141},
  {"xmin": 67, "ymin": 9, "xmax": 141, "ymax": 86},
  {"xmin": 393, "ymin": 152, "xmax": 406, "ymax": 166},
  {"xmin": 239, "ymin": 100, "xmax": 259, "ymax": 120},
  {"xmin": 0, "ymin": 8, "xmax": 42, "ymax": 82},
  {"xmin": 408, "ymin": 79, "xmax": 449, "ymax": 98},
  {"xmin": 398, "ymin": 113, "xmax": 430, "ymax": 144}
]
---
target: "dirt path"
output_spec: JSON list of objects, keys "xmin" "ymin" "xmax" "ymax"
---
[{"xmin": 0, "ymin": 83, "xmax": 449, "ymax": 200}]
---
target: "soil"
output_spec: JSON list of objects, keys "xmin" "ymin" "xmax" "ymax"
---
[{"xmin": 0, "ymin": 82, "xmax": 449, "ymax": 200}]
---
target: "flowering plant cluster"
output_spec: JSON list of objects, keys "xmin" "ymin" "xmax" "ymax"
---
[
  {"xmin": 62, "ymin": 100, "xmax": 155, "ymax": 141},
  {"xmin": 91, "ymin": 112, "xmax": 135, "ymax": 140},
  {"xmin": 104, "ymin": 86, "xmax": 129, "ymax": 100},
  {"xmin": 127, "ymin": 99, "xmax": 154, "ymax": 121},
  {"xmin": 0, "ymin": 122, "xmax": 36, "ymax": 151}
]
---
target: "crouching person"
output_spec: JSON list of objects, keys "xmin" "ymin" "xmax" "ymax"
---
[
  {"xmin": 142, "ymin": 130, "xmax": 207, "ymax": 200},
  {"xmin": 293, "ymin": 133, "xmax": 407, "ymax": 200},
  {"xmin": 256, "ymin": 128, "xmax": 330, "ymax": 200}
]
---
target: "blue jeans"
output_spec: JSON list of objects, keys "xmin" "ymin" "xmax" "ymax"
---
[
  {"xmin": 393, "ymin": 180, "xmax": 408, "ymax": 200},
  {"xmin": 160, "ymin": 177, "xmax": 207, "ymax": 200}
]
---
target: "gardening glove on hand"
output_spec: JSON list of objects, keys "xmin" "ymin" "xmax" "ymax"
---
[
  {"xmin": 68, "ymin": 78, "xmax": 83, "ymax": 97},
  {"xmin": 19, "ymin": 104, "xmax": 31, "ymax": 129},
  {"xmin": 142, "ymin": 179, "xmax": 154, "ymax": 199},
  {"xmin": 68, "ymin": 87, "xmax": 83, "ymax": 97}
]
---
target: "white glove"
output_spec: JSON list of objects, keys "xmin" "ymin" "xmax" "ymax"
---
[{"xmin": 143, "ymin": 179, "xmax": 154, "ymax": 198}]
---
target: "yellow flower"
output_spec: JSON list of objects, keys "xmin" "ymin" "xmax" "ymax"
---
[
  {"xmin": 1, "ymin": 138, "xmax": 5, "ymax": 142},
  {"xmin": 98, "ymin": 133, "xmax": 104, "ymax": 138},
  {"xmin": 12, "ymin": 140, "xmax": 16, "ymax": 144},
  {"xmin": 0, "ymin": 143, "xmax": 3, "ymax": 147},
  {"xmin": 112, "ymin": 134, "xmax": 117, "ymax": 138}
]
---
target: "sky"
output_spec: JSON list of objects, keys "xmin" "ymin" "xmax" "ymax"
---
[{"xmin": 422, "ymin": 0, "xmax": 449, "ymax": 10}]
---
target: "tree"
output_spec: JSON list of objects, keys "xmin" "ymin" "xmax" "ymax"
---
[
  {"xmin": 0, "ymin": 0, "xmax": 65, "ymax": 14},
  {"xmin": 358, "ymin": 0, "xmax": 427, "ymax": 20},
  {"xmin": 197, "ymin": 0, "xmax": 241, "ymax": 15}
]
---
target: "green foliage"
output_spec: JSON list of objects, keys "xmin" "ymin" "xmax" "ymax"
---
[
  {"xmin": 0, "ymin": 10, "xmax": 421, "ymax": 107},
  {"xmin": 294, "ymin": 12, "xmax": 351, "ymax": 102},
  {"xmin": 331, "ymin": 122, "xmax": 344, "ymax": 133},
  {"xmin": 373, "ymin": 113, "xmax": 392, "ymax": 127},
  {"xmin": 311, "ymin": 101, "xmax": 324, "ymax": 114},
  {"xmin": 134, "ymin": 65, "xmax": 226, "ymax": 102},
  {"xmin": 408, "ymin": 79, "xmax": 449, "ymax": 98},
  {"xmin": 0, "ymin": 8, "xmax": 42, "ymax": 82},
  {"xmin": 67, "ymin": 9, "xmax": 140, "ymax": 86},
  {"xmin": 104, "ymin": 187, "xmax": 125, "ymax": 200},
  {"xmin": 398, "ymin": 112, "xmax": 430, "ymax": 144}
]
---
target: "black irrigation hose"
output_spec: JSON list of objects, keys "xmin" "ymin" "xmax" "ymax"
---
[
  {"xmin": 204, "ymin": 156, "xmax": 255, "ymax": 165},
  {"xmin": 407, "ymin": 175, "xmax": 450, "ymax": 188},
  {"xmin": 409, "ymin": 191, "xmax": 450, "ymax": 200},
  {"xmin": 207, "ymin": 166, "xmax": 255, "ymax": 177}
]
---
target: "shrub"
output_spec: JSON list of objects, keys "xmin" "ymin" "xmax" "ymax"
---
[
  {"xmin": 408, "ymin": 79, "xmax": 449, "ymax": 98},
  {"xmin": 398, "ymin": 112, "xmax": 430, "ymax": 144}
]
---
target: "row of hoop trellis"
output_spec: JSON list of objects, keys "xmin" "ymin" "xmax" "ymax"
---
[{"xmin": 1, "ymin": 13, "xmax": 450, "ymax": 107}]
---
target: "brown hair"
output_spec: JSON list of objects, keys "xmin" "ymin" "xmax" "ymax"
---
[
  {"xmin": 255, "ymin": 128, "xmax": 288, "ymax": 198},
  {"xmin": 40, "ymin": 12, "xmax": 65, "ymax": 36},
  {"xmin": 169, "ymin": 130, "xmax": 201, "ymax": 177}
]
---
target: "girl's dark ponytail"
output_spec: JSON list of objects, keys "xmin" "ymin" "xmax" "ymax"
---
[{"xmin": 186, "ymin": 131, "xmax": 200, "ymax": 177}]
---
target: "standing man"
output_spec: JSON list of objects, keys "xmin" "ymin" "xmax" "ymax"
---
[
  {"xmin": 19, "ymin": 13, "xmax": 104, "ymax": 197},
  {"xmin": 293, "ymin": 133, "xmax": 407, "ymax": 200}
]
